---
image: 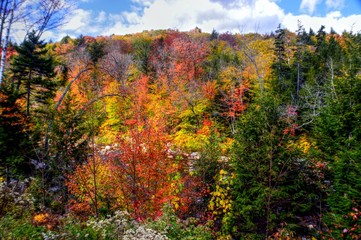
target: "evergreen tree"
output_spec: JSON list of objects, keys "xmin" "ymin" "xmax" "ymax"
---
[
  {"xmin": 86, "ymin": 40, "xmax": 106, "ymax": 64},
  {"xmin": 294, "ymin": 21, "xmax": 305, "ymax": 100},
  {"xmin": 272, "ymin": 25, "xmax": 291, "ymax": 99},
  {"xmin": 132, "ymin": 37, "xmax": 152, "ymax": 74},
  {"xmin": 210, "ymin": 29, "xmax": 219, "ymax": 41},
  {"xmin": 45, "ymin": 91, "xmax": 89, "ymax": 212},
  {"xmin": 313, "ymin": 32, "xmax": 361, "ymax": 237},
  {"xmin": 10, "ymin": 30, "xmax": 56, "ymax": 117},
  {"xmin": 298, "ymin": 26, "xmax": 342, "ymax": 128},
  {"xmin": 228, "ymin": 92, "xmax": 325, "ymax": 238},
  {"xmin": 313, "ymin": 25, "xmax": 342, "ymax": 89},
  {"xmin": 0, "ymin": 89, "xmax": 32, "ymax": 183}
]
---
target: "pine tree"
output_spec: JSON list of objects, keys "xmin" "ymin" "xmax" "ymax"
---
[
  {"xmin": 46, "ymin": 91, "xmax": 89, "ymax": 212},
  {"xmin": 229, "ymin": 92, "xmax": 325, "ymax": 238},
  {"xmin": 272, "ymin": 25, "xmax": 291, "ymax": 99},
  {"xmin": 86, "ymin": 40, "xmax": 106, "ymax": 64},
  {"xmin": 294, "ymin": 21, "xmax": 305, "ymax": 100},
  {"xmin": 132, "ymin": 36, "xmax": 152, "ymax": 74},
  {"xmin": 210, "ymin": 29, "xmax": 219, "ymax": 41},
  {"xmin": 313, "ymin": 32, "xmax": 361, "ymax": 236},
  {"xmin": 10, "ymin": 30, "xmax": 56, "ymax": 117}
]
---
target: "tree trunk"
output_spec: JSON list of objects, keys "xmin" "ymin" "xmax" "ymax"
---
[
  {"xmin": 0, "ymin": 0, "xmax": 10, "ymax": 48},
  {"xmin": 265, "ymin": 146, "xmax": 274, "ymax": 239},
  {"xmin": 91, "ymin": 106, "xmax": 98, "ymax": 218},
  {"xmin": 5, "ymin": 165, "xmax": 10, "ymax": 186},
  {"xmin": 328, "ymin": 57, "xmax": 337, "ymax": 100},
  {"xmin": 42, "ymin": 156, "xmax": 46, "ymax": 208},
  {"xmin": 26, "ymin": 71, "xmax": 31, "ymax": 116},
  {"xmin": 297, "ymin": 61, "xmax": 300, "ymax": 100},
  {"xmin": 265, "ymin": 156, "xmax": 272, "ymax": 239},
  {"xmin": 0, "ymin": 0, "xmax": 15, "ymax": 85}
]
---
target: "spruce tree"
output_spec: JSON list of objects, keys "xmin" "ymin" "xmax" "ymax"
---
[
  {"xmin": 313, "ymin": 32, "xmax": 361, "ymax": 237},
  {"xmin": 10, "ymin": 30, "xmax": 56, "ymax": 117},
  {"xmin": 272, "ymin": 25, "xmax": 291, "ymax": 100},
  {"xmin": 229, "ymin": 92, "xmax": 325, "ymax": 238},
  {"xmin": 46, "ymin": 91, "xmax": 89, "ymax": 212}
]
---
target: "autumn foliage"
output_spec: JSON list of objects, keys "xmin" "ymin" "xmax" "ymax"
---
[{"xmin": 1, "ymin": 26, "xmax": 360, "ymax": 239}]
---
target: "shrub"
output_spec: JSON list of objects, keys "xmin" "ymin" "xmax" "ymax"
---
[
  {"xmin": 0, "ymin": 215, "xmax": 45, "ymax": 240},
  {"xmin": 0, "ymin": 179, "xmax": 34, "ymax": 217},
  {"xmin": 146, "ymin": 205, "xmax": 214, "ymax": 239}
]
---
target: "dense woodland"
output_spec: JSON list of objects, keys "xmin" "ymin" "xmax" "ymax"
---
[{"xmin": 0, "ymin": 24, "xmax": 360, "ymax": 239}]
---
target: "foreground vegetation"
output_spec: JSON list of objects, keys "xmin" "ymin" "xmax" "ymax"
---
[{"xmin": 0, "ymin": 24, "xmax": 360, "ymax": 239}]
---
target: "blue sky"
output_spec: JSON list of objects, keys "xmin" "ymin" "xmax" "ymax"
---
[
  {"xmin": 43, "ymin": 0, "xmax": 361, "ymax": 40},
  {"xmin": 278, "ymin": 0, "xmax": 361, "ymax": 16},
  {"xmin": 78, "ymin": 0, "xmax": 135, "ymax": 14}
]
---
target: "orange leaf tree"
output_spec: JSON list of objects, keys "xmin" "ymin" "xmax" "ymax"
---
[
  {"xmin": 110, "ymin": 117, "xmax": 176, "ymax": 220},
  {"xmin": 66, "ymin": 155, "xmax": 123, "ymax": 218}
]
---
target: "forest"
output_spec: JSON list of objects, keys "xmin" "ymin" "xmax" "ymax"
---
[{"xmin": 0, "ymin": 21, "xmax": 360, "ymax": 239}]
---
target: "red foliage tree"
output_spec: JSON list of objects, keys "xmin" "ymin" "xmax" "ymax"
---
[{"xmin": 110, "ymin": 118, "xmax": 176, "ymax": 220}]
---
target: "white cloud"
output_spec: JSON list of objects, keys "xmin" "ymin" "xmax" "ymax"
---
[
  {"xmin": 61, "ymin": 9, "xmax": 91, "ymax": 32},
  {"xmin": 131, "ymin": 0, "xmax": 156, "ymax": 7},
  {"xmin": 325, "ymin": 0, "xmax": 344, "ymax": 9},
  {"xmin": 282, "ymin": 11, "xmax": 360, "ymax": 34},
  {"xmin": 96, "ymin": 11, "xmax": 107, "ymax": 23},
  {"xmin": 101, "ymin": 0, "xmax": 284, "ymax": 35},
  {"xmin": 121, "ymin": 11, "xmax": 142, "ymax": 25},
  {"xmin": 42, "ymin": 0, "xmax": 361, "ymax": 41},
  {"xmin": 300, "ymin": 0, "xmax": 322, "ymax": 14},
  {"xmin": 47, "ymin": 8, "xmax": 108, "ymax": 40}
]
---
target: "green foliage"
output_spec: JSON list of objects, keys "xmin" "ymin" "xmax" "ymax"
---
[
  {"xmin": 0, "ymin": 96, "xmax": 32, "ymax": 179},
  {"xmin": 196, "ymin": 129, "xmax": 223, "ymax": 185},
  {"xmin": 60, "ymin": 35, "xmax": 71, "ymax": 45},
  {"xmin": 173, "ymin": 129, "xmax": 208, "ymax": 152},
  {"xmin": 10, "ymin": 30, "xmax": 57, "ymax": 117},
  {"xmin": 271, "ymin": 25, "xmax": 291, "ymax": 97},
  {"xmin": 86, "ymin": 40, "xmax": 106, "ymax": 64},
  {"xmin": 132, "ymin": 36, "xmax": 152, "ymax": 74},
  {"xmin": 1, "ymin": 26, "xmax": 361, "ymax": 239},
  {"xmin": 313, "ymin": 51, "xmax": 361, "ymax": 234},
  {"xmin": 46, "ymin": 92, "xmax": 89, "ymax": 212},
  {"xmin": 147, "ymin": 205, "xmax": 214, "ymax": 240},
  {"xmin": 208, "ymin": 169, "xmax": 233, "ymax": 237},
  {"xmin": 60, "ymin": 215, "xmax": 111, "ymax": 240},
  {"xmin": 0, "ymin": 215, "xmax": 45, "ymax": 240},
  {"xmin": 229, "ymin": 92, "xmax": 324, "ymax": 238}
]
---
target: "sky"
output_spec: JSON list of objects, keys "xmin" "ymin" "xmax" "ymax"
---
[{"xmin": 43, "ymin": 0, "xmax": 361, "ymax": 41}]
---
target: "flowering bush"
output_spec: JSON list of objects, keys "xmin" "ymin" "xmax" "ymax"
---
[
  {"xmin": 123, "ymin": 226, "xmax": 168, "ymax": 240},
  {"xmin": 85, "ymin": 211, "xmax": 132, "ymax": 239},
  {"xmin": 0, "ymin": 180, "xmax": 34, "ymax": 217}
]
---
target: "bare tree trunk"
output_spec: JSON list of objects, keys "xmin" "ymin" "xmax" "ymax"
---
[
  {"xmin": 0, "ymin": 0, "xmax": 10, "ymax": 48},
  {"xmin": 1, "ymin": 0, "xmax": 71, "ymax": 84},
  {"xmin": 297, "ymin": 61, "xmax": 300, "ymax": 100},
  {"xmin": 0, "ymin": 0, "xmax": 15, "ymax": 85},
  {"xmin": 328, "ymin": 57, "xmax": 337, "ymax": 100}
]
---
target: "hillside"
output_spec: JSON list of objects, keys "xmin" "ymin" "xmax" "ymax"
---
[{"xmin": 0, "ymin": 26, "xmax": 360, "ymax": 239}]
